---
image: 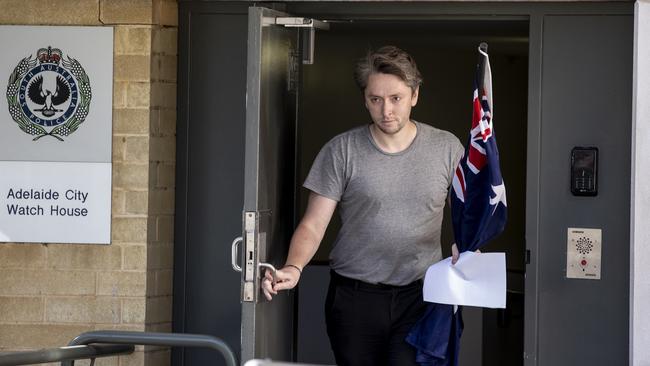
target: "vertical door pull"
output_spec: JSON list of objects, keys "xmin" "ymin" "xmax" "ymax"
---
[{"xmin": 231, "ymin": 236, "xmax": 243, "ymax": 272}]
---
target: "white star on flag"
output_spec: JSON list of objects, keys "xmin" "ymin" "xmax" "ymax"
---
[{"xmin": 490, "ymin": 182, "xmax": 507, "ymax": 214}]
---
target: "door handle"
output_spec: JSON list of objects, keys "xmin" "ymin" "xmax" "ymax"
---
[
  {"xmin": 258, "ymin": 262, "xmax": 277, "ymax": 283},
  {"xmin": 231, "ymin": 236, "xmax": 243, "ymax": 272}
]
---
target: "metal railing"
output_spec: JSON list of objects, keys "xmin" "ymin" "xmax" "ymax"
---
[
  {"xmin": 0, "ymin": 330, "xmax": 237, "ymax": 366},
  {"xmin": 63, "ymin": 330, "xmax": 237, "ymax": 366},
  {"xmin": 0, "ymin": 344, "xmax": 134, "ymax": 366}
]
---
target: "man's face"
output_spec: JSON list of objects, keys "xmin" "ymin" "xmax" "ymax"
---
[{"xmin": 364, "ymin": 72, "xmax": 419, "ymax": 136}]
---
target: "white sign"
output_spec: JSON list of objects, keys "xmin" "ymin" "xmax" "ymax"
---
[
  {"xmin": 0, "ymin": 26, "xmax": 113, "ymax": 244},
  {"xmin": 0, "ymin": 161, "xmax": 111, "ymax": 243}
]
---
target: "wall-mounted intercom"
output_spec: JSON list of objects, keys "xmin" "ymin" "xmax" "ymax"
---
[
  {"xmin": 566, "ymin": 227, "xmax": 601, "ymax": 280},
  {"xmin": 570, "ymin": 147, "xmax": 598, "ymax": 196}
]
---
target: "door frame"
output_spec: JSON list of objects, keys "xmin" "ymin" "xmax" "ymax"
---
[
  {"xmin": 631, "ymin": 1, "xmax": 650, "ymax": 365},
  {"xmin": 174, "ymin": 2, "xmax": 635, "ymax": 365}
]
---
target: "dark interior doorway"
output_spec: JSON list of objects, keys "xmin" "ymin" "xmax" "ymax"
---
[{"xmin": 294, "ymin": 19, "xmax": 528, "ymax": 366}]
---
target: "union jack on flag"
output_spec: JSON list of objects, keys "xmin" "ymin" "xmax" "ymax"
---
[{"xmin": 451, "ymin": 43, "xmax": 507, "ymax": 252}]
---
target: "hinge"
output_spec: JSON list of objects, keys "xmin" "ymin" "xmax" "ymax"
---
[
  {"xmin": 525, "ymin": 249, "xmax": 531, "ymax": 265},
  {"xmin": 288, "ymin": 50, "xmax": 300, "ymax": 92},
  {"xmin": 274, "ymin": 17, "xmax": 330, "ymax": 30}
]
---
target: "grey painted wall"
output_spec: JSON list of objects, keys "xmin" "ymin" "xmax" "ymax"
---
[{"xmin": 537, "ymin": 14, "xmax": 632, "ymax": 365}]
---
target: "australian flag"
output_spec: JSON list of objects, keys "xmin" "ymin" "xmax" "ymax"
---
[
  {"xmin": 451, "ymin": 42, "xmax": 507, "ymax": 252},
  {"xmin": 406, "ymin": 43, "xmax": 507, "ymax": 366}
]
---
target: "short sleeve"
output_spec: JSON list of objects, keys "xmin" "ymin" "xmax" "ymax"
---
[
  {"xmin": 447, "ymin": 137, "xmax": 465, "ymax": 188},
  {"xmin": 303, "ymin": 138, "xmax": 347, "ymax": 202}
]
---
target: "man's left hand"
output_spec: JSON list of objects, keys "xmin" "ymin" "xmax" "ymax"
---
[
  {"xmin": 451, "ymin": 243, "xmax": 460, "ymax": 265},
  {"xmin": 451, "ymin": 243, "xmax": 480, "ymax": 265}
]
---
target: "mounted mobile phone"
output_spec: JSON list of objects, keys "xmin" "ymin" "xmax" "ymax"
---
[{"xmin": 570, "ymin": 147, "xmax": 598, "ymax": 196}]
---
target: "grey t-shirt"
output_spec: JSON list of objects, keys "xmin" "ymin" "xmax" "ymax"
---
[{"xmin": 304, "ymin": 121, "xmax": 464, "ymax": 285}]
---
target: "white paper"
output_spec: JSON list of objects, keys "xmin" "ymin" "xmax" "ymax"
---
[{"xmin": 423, "ymin": 251, "xmax": 507, "ymax": 309}]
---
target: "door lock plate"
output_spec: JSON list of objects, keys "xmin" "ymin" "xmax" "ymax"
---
[{"xmin": 243, "ymin": 212, "xmax": 258, "ymax": 302}]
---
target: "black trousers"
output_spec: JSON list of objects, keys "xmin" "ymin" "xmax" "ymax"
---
[{"xmin": 325, "ymin": 270, "xmax": 427, "ymax": 366}]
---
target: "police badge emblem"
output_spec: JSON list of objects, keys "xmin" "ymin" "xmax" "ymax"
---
[{"xmin": 5, "ymin": 46, "xmax": 92, "ymax": 141}]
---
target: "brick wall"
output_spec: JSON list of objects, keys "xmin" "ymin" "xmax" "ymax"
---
[{"xmin": 0, "ymin": 1, "xmax": 177, "ymax": 365}]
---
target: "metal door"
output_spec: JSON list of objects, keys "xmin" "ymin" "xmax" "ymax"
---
[{"xmin": 233, "ymin": 7, "xmax": 327, "ymax": 363}]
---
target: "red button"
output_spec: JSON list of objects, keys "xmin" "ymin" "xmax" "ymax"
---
[{"xmin": 581, "ymin": 259, "xmax": 587, "ymax": 266}]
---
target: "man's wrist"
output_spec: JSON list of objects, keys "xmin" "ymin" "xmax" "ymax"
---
[{"xmin": 284, "ymin": 264, "xmax": 303, "ymax": 275}]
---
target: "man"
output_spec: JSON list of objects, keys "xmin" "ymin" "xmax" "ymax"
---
[{"xmin": 262, "ymin": 46, "xmax": 464, "ymax": 365}]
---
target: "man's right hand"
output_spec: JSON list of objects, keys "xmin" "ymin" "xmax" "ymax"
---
[{"xmin": 261, "ymin": 265, "xmax": 302, "ymax": 301}]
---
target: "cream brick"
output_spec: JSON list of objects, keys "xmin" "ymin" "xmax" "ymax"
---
[
  {"xmin": 114, "ymin": 55, "xmax": 151, "ymax": 82},
  {"xmin": 113, "ymin": 135, "xmax": 126, "ymax": 162},
  {"xmin": 113, "ymin": 82, "xmax": 128, "ymax": 108},
  {"xmin": 149, "ymin": 136, "xmax": 175, "ymax": 162},
  {"xmin": 146, "ymin": 243, "xmax": 173, "ymax": 270},
  {"xmin": 152, "ymin": 0, "xmax": 177, "ymax": 27},
  {"xmin": 0, "ymin": 296, "xmax": 43, "ymax": 322},
  {"xmin": 0, "ymin": 0, "xmax": 100, "ymax": 25},
  {"xmin": 150, "ymin": 55, "xmax": 160, "ymax": 81},
  {"xmin": 122, "ymin": 244, "xmax": 147, "ymax": 271},
  {"xmin": 112, "ymin": 189, "xmax": 126, "ymax": 215},
  {"xmin": 151, "ymin": 54, "xmax": 164, "ymax": 81},
  {"xmin": 145, "ymin": 348, "xmax": 171, "ymax": 365},
  {"xmin": 153, "ymin": 28, "xmax": 177, "ymax": 56},
  {"xmin": 162, "ymin": 82, "xmax": 176, "ymax": 108},
  {"xmin": 114, "ymin": 26, "xmax": 130, "ymax": 55},
  {"xmin": 124, "ymin": 136, "xmax": 150, "ymax": 163},
  {"xmin": 126, "ymin": 82, "xmax": 151, "ymax": 108},
  {"xmin": 119, "ymin": 350, "xmax": 145, "ymax": 366},
  {"xmin": 149, "ymin": 189, "xmax": 174, "ymax": 215},
  {"xmin": 112, "ymin": 217, "xmax": 148, "ymax": 243},
  {"xmin": 100, "ymin": 0, "xmax": 153, "ymax": 25},
  {"xmin": 48, "ymin": 245, "xmax": 122, "ymax": 270},
  {"xmin": 156, "ymin": 163, "xmax": 175, "ymax": 189},
  {"xmin": 147, "ymin": 216, "xmax": 158, "ymax": 243},
  {"xmin": 148, "ymin": 162, "xmax": 158, "ymax": 188},
  {"xmin": 97, "ymin": 271, "xmax": 146, "ymax": 297},
  {"xmin": 125, "ymin": 191, "xmax": 149, "ymax": 215},
  {"xmin": 145, "ymin": 322, "xmax": 171, "ymax": 334},
  {"xmin": 155, "ymin": 269, "xmax": 173, "ymax": 296},
  {"xmin": 114, "ymin": 109, "xmax": 150, "ymax": 134},
  {"xmin": 122, "ymin": 298, "xmax": 146, "ymax": 323},
  {"xmin": 151, "ymin": 82, "xmax": 176, "ymax": 109},
  {"xmin": 147, "ymin": 296, "xmax": 172, "ymax": 323},
  {"xmin": 0, "ymin": 244, "xmax": 46, "ymax": 269},
  {"xmin": 93, "ymin": 323, "xmax": 145, "ymax": 332},
  {"xmin": 113, "ymin": 163, "xmax": 149, "ymax": 189},
  {"xmin": 148, "ymin": 108, "xmax": 160, "ymax": 135},
  {"xmin": 0, "ymin": 324, "xmax": 90, "ymax": 348},
  {"xmin": 115, "ymin": 26, "xmax": 152, "ymax": 55},
  {"xmin": 158, "ymin": 109, "xmax": 176, "ymax": 136},
  {"xmin": 159, "ymin": 55, "xmax": 177, "ymax": 82},
  {"xmin": 0, "ymin": 270, "xmax": 95, "ymax": 296},
  {"xmin": 46, "ymin": 296, "xmax": 121, "ymax": 323},
  {"xmin": 76, "ymin": 357, "xmax": 118, "ymax": 366},
  {"xmin": 156, "ymin": 215, "xmax": 174, "ymax": 244}
]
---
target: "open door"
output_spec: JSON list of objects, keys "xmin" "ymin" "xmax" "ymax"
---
[{"xmin": 234, "ymin": 6, "xmax": 328, "ymax": 364}]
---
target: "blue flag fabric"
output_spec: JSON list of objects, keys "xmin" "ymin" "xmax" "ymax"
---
[
  {"xmin": 406, "ymin": 303, "xmax": 463, "ymax": 365},
  {"xmin": 406, "ymin": 43, "xmax": 507, "ymax": 365}
]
